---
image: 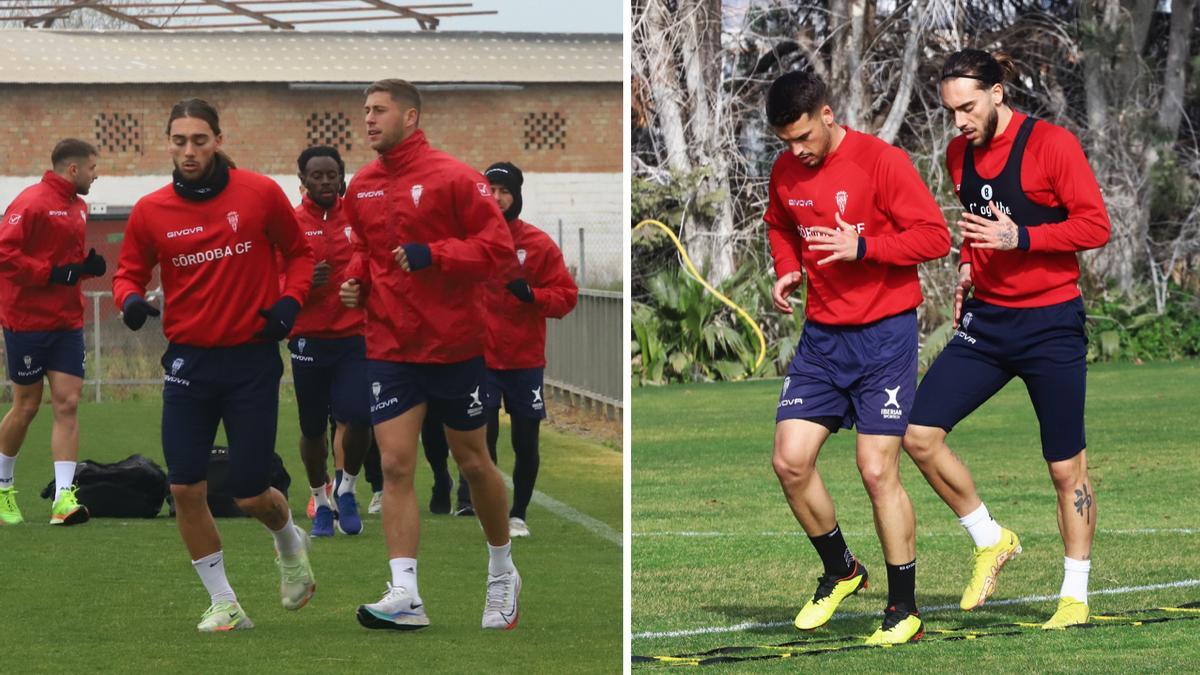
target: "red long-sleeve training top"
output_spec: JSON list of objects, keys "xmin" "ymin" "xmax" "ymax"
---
[
  {"xmin": 484, "ymin": 218, "xmax": 578, "ymax": 370},
  {"xmin": 0, "ymin": 172, "xmax": 91, "ymax": 331},
  {"xmin": 113, "ymin": 168, "xmax": 314, "ymax": 347},
  {"xmin": 284, "ymin": 196, "xmax": 364, "ymax": 339},
  {"xmin": 948, "ymin": 110, "xmax": 1111, "ymax": 308},
  {"xmin": 764, "ymin": 127, "xmax": 951, "ymax": 325},
  {"xmin": 344, "ymin": 130, "xmax": 516, "ymax": 364}
]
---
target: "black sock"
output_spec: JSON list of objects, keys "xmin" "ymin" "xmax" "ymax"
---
[
  {"xmin": 808, "ymin": 525, "xmax": 854, "ymax": 577},
  {"xmin": 886, "ymin": 560, "xmax": 917, "ymax": 611},
  {"xmin": 509, "ymin": 415, "xmax": 541, "ymax": 520}
]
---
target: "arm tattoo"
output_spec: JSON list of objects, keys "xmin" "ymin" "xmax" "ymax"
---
[
  {"xmin": 999, "ymin": 222, "xmax": 1017, "ymax": 249},
  {"xmin": 1073, "ymin": 484, "xmax": 1093, "ymax": 523}
]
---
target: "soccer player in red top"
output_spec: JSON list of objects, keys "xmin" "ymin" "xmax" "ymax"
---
[
  {"xmin": 903, "ymin": 50, "xmax": 1110, "ymax": 630},
  {"xmin": 113, "ymin": 99, "xmax": 317, "ymax": 632},
  {"xmin": 0, "ymin": 138, "xmax": 105, "ymax": 527},
  {"xmin": 339, "ymin": 79, "xmax": 521, "ymax": 631},
  {"xmin": 285, "ymin": 146, "xmax": 370, "ymax": 539},
  {"xmin": 763, "ymin": 71, "xmax": 950, "ymax": 644}
]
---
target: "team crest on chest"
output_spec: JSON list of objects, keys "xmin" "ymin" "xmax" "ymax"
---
[
  {"xmin": 411, "ymin": 184, "xmax": 423, "ymax": 207},
  {"xmin": 226, "ymin": 211, "xmax": 239, "ymax": 232},
  {"xmin": 836, "ymin": 190, "xmax": 848, "ymax": 215},
  {"xmin": 517, "ymin": 249, "xmax": 526, "ymax": 266}
]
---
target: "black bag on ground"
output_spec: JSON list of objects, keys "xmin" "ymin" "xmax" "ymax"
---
[
  {"xmin": 39, "ymin": 454, "xmax": 168, "ymax": 518},
  {"xmin": 166, "ymin": 445, "xmax": 292, "ymax": 518}
]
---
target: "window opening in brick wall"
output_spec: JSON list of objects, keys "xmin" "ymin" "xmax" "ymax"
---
[
  {"xmin": 94, "ymin": 113, "xmax": 142, "ymax": 155},
  {"xmin": 307, "ymin": 112, "xmax": 353, "ymax": 151},
  {"xmin": 523, "ymin": 111, "xmax": 567, "ymax": 151}
]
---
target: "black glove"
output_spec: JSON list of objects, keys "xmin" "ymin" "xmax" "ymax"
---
[
  {"xmin": 122, "ymin": 294, "xmax": 160, "ymax": 331},
  {"xmin": 312, "ymin": 260, "xmax": 331, "ymax": 288},
  {"xmin": 401, "ymin": 243, "xmax": 432, "ymax": 271},
  {"xmin": 49, "ymin": 264, "xmax": 84, "ymax": 286},
  {"xmin": 505, "ymin": 279, "xmax": 535, "ymax": 303},
  {"xmin": 255, "ymin": 297, "xmax": 301, "ymax": 341},
  {"xmin": 82, "ymin": 248, "xmax": 107, "ymax": 277}
]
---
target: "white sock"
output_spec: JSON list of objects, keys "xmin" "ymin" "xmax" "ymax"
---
[
  {"xmin": 192, "ymin": 550, "xmax": 237, "ymax": 603},
  {"xmin": 53, "ymin": 461, "xmax": 76, "ymax": 496},
  {"xmin": 311, "ymin": 485, "xmax": 331, "ymax": 510},
  {"xmin": 488, "ymin": 541, "xmax": 514, "ymax": 576},
  {"xmin": 269, "ymin": 511, "xmax": 303, "ymax": 559},
  {"xmin": 337, "ymin": 472, "xmax": 358, "ymax": 497},
  {"xmin": 0, "ymin": 453, "xmax": 15, "ymax": 487},
  {"xmin": 389, "ymin": 557, "xmax": 420, "ymax": 601},
  {"xmin": 1060, "ymin": 556, "xmax": 1091, "ymax": 603},
  {"xmin": 958, "ymin": 502, "xmax": 1002, "ymax": 548}
]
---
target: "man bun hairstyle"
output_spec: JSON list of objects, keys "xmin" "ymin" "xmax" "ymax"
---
[
  {"xmin": 166, "ymin": 98, "xmax": 236, "ymax": 168},
  {"xmin": 766, "ymin": 71, "xmax": 828, "ymax": 128},
  {"xmin": 941, "ymin": 49, "xmax": 1017, "ymax": 103},
  {"xmin": 51, "ymin": 138, "xmax": 98, "ymax": 170}
]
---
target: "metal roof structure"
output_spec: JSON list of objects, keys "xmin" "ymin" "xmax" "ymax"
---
[
  {"xmin": 0, "ymin": 0, "xmax": 494, "ymax": 31},
  {"xmin": 0, "ymin": 29, "xmax": 622, "ymax": 84}
]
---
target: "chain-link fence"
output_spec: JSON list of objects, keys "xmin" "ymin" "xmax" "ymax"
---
[{"xmin": 537, "ymin": 214, "xmax": 622, "ymax": 292}]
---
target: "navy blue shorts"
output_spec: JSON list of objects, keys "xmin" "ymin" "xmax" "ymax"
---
[
  {"xmin": 288, "ymin": 335, "xmax": 370, "ymax": 438},
  {"xmin": 485, "ymin": 367, "xmax": 546, "ymax": 420},
  {"xmin": 4, "ymin": 328, "xmax": 85, "ymax": 384},
  {"xmin": 367, "ymin": 356, "xmax": 487, "ymax": 431},
  {"xmin": 161, "ymin": 342, "xmax": 283, "ymax": 498},
  {"xmin": 909, "ymin": 297, "xmax": 1087, "ymax": 462},
  {"xmin": 776, "ymin": 311, "xmax": 918, "ymax": 436}
]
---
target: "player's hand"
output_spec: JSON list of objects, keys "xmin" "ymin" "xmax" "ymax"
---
[
  {"xmin": 255, "ymin": 297, "xmax": 301, "ymax": 341},
  {"xmin": 48, "ymin": 263, "xmax": 85, "ymax": 286},
  {"xmin": 312, "ymin": 260, "xmax": 331, "ymax": 288},
  {"xmin": 807, "ymin": 212, "xmax": 863, "ymax": 265},
  {"xmin": 960, "ymin": 201, "xmax": 1019, "ymax": 250},
  {"xmin": 505, "ymin": 278, "xmax": 535, "ymax": 303},
  {"xmin": 82, "ymin": 248, "xmax": 107, "ymax": 277},
  {"xmin": 954, "ymin": 263, "xmax": 973, "ymax": 327},
  {"xmin": 772, "ymin": 271, "xmax": 804, "ymax": 314},
  {"xmin": 392, "ymin": 243, "xmax": 432, "ymax": 272},
  {"xmin": 340, "ymin": 279, "xmax": 361, "ymax": 308},
  {"xmin": 121, "ymin": 294, "xmax": 160, "ymax": 331}
]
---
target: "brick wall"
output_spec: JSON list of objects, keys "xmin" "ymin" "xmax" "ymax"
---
[{"xmin": 0, "ymin": 82, "xmax": 620, "ymax": 176}]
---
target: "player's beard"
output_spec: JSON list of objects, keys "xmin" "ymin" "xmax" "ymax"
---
[{"xmin": 975, "ymin": 107, "xmax": 999, "ymax": 147}]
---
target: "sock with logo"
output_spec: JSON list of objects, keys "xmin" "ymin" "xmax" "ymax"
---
[
  {"xmin": 488, "ymin": 541, "xmax": 515, "ymax": 576},
  {"xmin": 886, "ymin": 560, "xmax": 917, "ymax": 612},
  {"xmin": 54, "ymin": 461, "xmax": 76, "ymax": 497},
  {"xmin": 389, "ymin": 557, "xmax": 421, "ymax": 602},
  {"xmin": 0, "ymin": 452, "xmax": 15, "ymax": 488},
  {"xmin": 337, "ymin": 471, "xmax": 357, "ymax": 498},
  {"xmin": 192, "ymin": 550, "xmax": 237, "ymax": 603},
  {"xmin": 311, "ymin": 484, "xmax": 331, "ymax": 510},
  {"xmin": 809, "ymin": 524, "xmax": 855, "ymax": 578},
  {"xmin": 1060, "ymin": 556, "xmax": 1091, "ymax": 603},
  {"xmin": 269, "ymin": 511, "xmax": 303, "ymax": 560},
  {"xmin": 958, "ymin": 502, "xmax": 1002, "ymax": 548}
]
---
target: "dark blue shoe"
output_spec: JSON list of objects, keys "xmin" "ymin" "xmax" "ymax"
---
[
  {"xmin": 312, "ymin": 505, "xmax": 335, "ymax": 537},
  {"xmin": 336, "ymin": 491, "xmax": 363, "ymax": 535}
]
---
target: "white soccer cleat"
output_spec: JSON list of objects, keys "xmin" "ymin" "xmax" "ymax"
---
[
  {"xmin": 482, "ymin": 568, "xmax": 521, "ymax": 630},
  {"xmin": 368, "ymin": 491, "xmax": 383, "ymax": 515},
  {"xmin": 197, "ymin": 600, "xmax": 254, "ymax": 632},
  {"xmin": 509, "ymin": 517, "xmax": 530, "ymax": 538},
  {"xmin": 356, "ymin": 583, "xmax": 431, "ymax": 631},
  {"xmin": 276, "ymin": 525, "xmax": 316, "ymax": 610}
]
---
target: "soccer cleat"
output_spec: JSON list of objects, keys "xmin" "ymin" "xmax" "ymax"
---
[
  {"xmin": 356, "ymin": 584, "xmax": 430, "ymax": 631},
  {"xmin": 509, "ymin": 517, "xmax": 530, "ymax": 538},
  {"xmin": 0, "ymin": 486, "xmax": 23, "ymax": 525},
  {"xmin": 482, "ymin": 568, "xmax": 521, "ymax": 630},
  {"xmin": 335, "ymin": 490, "xmax": 363, "ymax": 535},
  {"xmin": 276, "ymin": 525, "xmax": 316, "ymax": 610},
  {"xmin": 368, "ymin": 491, "xmax": 383, "ymax": 515},
  {"xmin": 793, "ymin": 561, "xmax": 869, "ymax": 630},
  {"xmin": 49, "ymin": 485, "xmax": 89, "ymax": 526},
  {"xmin": 960, "ymin": 527, "xmax": 1022, "ymax": 610},
  {"xmin": 197, "ymin": 600, "xmax": 254, "ymax": 632},
  {"xmin": 454, "ymin": 501, "xmax": 475, "ymax": 517},
  {"xmin": 1042, "ymin": 597, "xmax": 1089, "ymax": 629},
  {"xmin": 311, "ymin": 505, "xmax": 335, "ymax": 537},
  {"xmin": 865, "ymin": 605, "xmax": 923, "ymax": 645},
  {"xmin": 306, "ymin": 481, "xmax": 333, "ymax": 520},
  {"xmin": 430, "ymin": 474, "xmax": 452, "ymax": 514}
]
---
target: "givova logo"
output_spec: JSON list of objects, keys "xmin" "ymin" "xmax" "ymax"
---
[{"xmin": 357, "ymin": 190, "xmax": 385, "ymax": 199}]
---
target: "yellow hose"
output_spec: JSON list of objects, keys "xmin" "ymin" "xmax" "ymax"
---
[{"xmin": 633, "ymin": 219, "xmax": 767, "ymax": 376}]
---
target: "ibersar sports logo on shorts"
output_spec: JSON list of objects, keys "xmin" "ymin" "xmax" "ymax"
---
[
  {"xmin": 880, "ymin": 386, "xmax": 902, "ymax": 420},
  {"xmin": 467, "ymin": 386, "xmax": 484, "ymax": 416}
]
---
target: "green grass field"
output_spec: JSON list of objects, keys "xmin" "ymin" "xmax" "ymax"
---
[
  {"xmin": 632, "ymin": 361, "xmax": 1200, "ymax": 671},
  {"xmin": 0, "ymin": 393, "xmax": 621, "ymax": 673}
]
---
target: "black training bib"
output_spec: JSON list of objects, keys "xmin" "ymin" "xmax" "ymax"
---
[{"xmin": 959, "ymin": 116, "xmax": 1068, "ymax": 228}]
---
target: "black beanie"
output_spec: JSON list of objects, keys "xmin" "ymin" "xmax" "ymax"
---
[{"xmin": 485, "ymin": 161, "xmax": 523, "ymax": 222}]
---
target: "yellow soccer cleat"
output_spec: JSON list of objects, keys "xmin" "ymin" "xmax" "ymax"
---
[
  {"xmin": 1042, "ymin": 597, "xmax": 1088, "ymax": 629},
  {"xmin": 793, "ymin": 561, "xmax": 869, "ymax": 630},
  {"xmin": 865, "ymin": 605, "xmax": 923, "ymax": 645},
  {"xmin": 50, "ymin": 485, "xmax": 90, "ymax": 526},
  {"xmin": 960, "ymin": 527, "xmax": 1021, "ymax": 610}
]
